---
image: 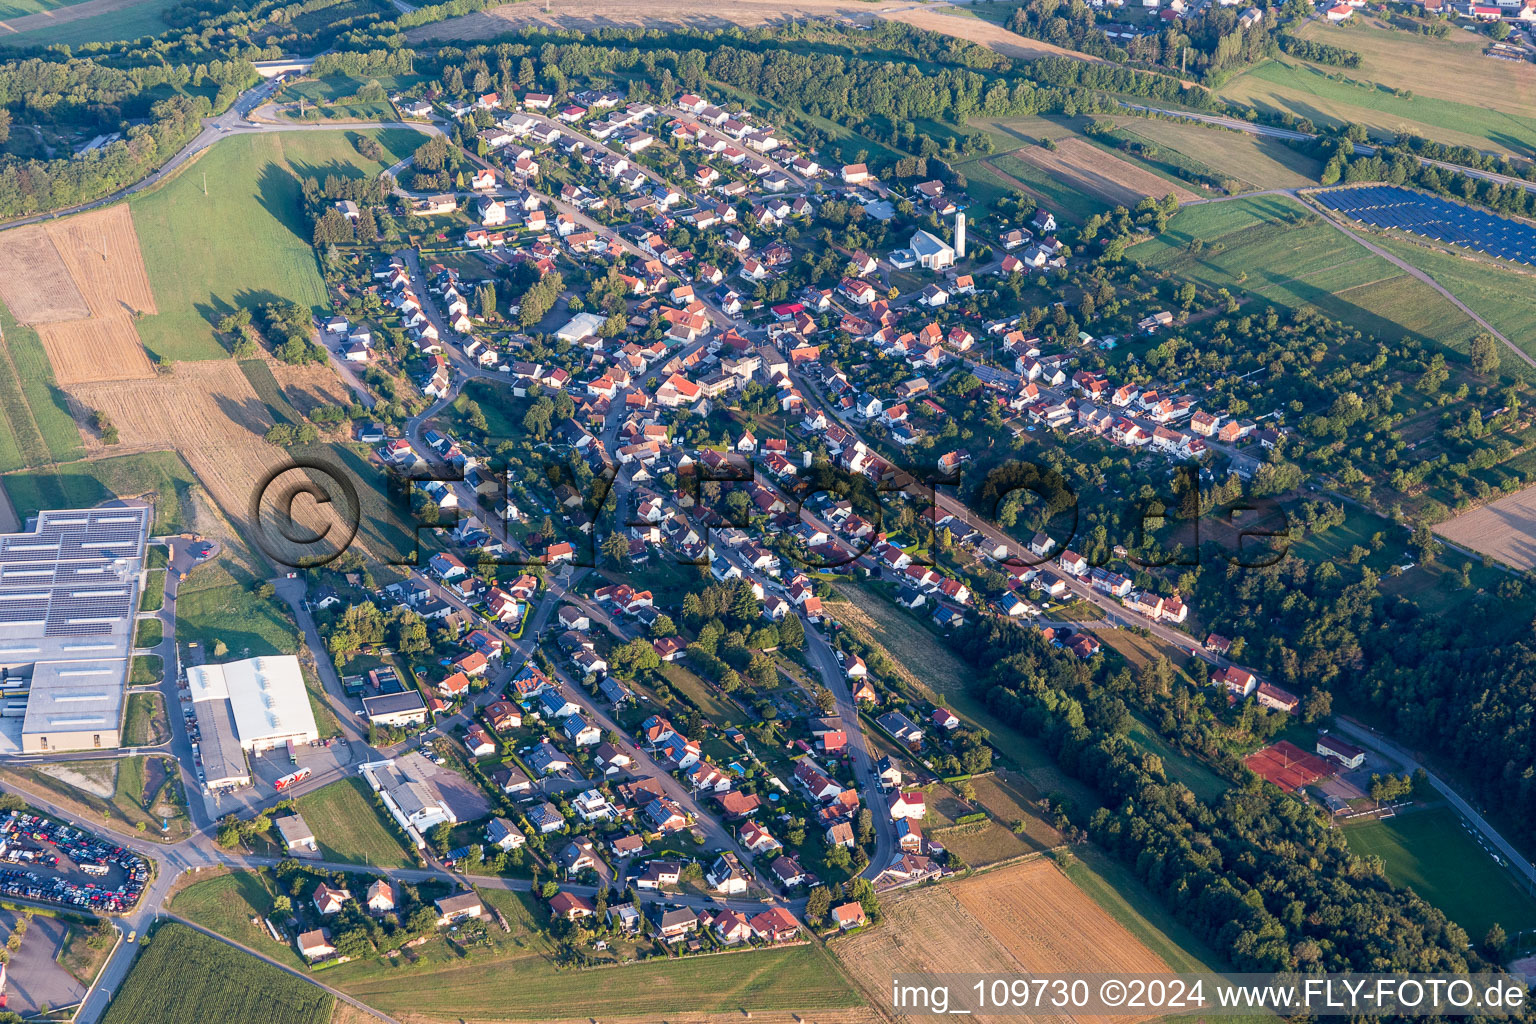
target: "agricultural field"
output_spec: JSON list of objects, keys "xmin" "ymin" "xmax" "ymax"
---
[
  {"xmin": 333, "ymin": 940, "xmax": 862, "ymax": 1022},
  {"xmin": 68, "ymin": 359, "xmax": 360, "ymax": 564},
  {"xmin": 128, "ymin": 128, "xmax": 424, "ymax": 363},
  {"xmin": 101, "ymin": 923, "xmax": 332, "ymax": 1024},
  {"xmin": 834, "ymin": 859, "xmax": 1168, "ymax": 1024},
  {"xmin": 1433, "ymin": 482, "xmax": 1536, "ymax": 570},
  {"xmin": 1218, "ymin": 52, "xmax": 1536, "ymax": 157},
  {"xmin": 1284, "ymin": 18, "xmax": 1536, "ymax": 129},
  {"xmin": 294, "ymin": 778, "xmax": 416, "ymax": 868},
  {"xmin": 0, "ymin": 0, "xmax": 89, "ymax": 19},
  {"xmin": 1342, "ymin": 805, "xmax": 1536, "ymax": 943},
  {"xmin": 1009, "ymin": 138, "xmax": 1200, "ymax": 207},
  {"xmin": 0, "ymin": 0, "xmax": 170, "ymax": 44},
  {"xmin": 1135, "ymin": 195, "xmax": 1486, "ymax": 354},
  {"xmin": 1109, "ymin": 116, "xmax": 1323, "ymax": 190},
  {"xmin": 0, "ymin": 206, "xmax": 158, "ymax": 384}
]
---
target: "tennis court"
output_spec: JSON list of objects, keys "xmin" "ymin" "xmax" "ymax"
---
[{"xmin": 1245, "ymin": 740, "xmax": 1335, "ymax": 793}]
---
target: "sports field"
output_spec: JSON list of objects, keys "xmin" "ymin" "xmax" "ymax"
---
[
  {"xmin": 128, "ymin": 128, "xmax": 424, "ymax": 363},
  {"xmin": 294, "ymin": 778, "xmax": 416, "ymax": 868},
  {"xmin": 1136, "ymin": 195, "xmax": 1485, "ymax": 353},
  {"xmin": 1343, "ymin": 805, "xmax": 1536, "ymax": 942}
]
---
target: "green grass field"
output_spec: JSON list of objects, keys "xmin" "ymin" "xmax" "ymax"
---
[
  {"xmin": 1366, "ymin": 234, "xmax": 1536, "ymax": 365},
  {"xmin": 1110, "ymin": 116, "xmax": 1323, "ymax": 190},
  {"xmin": 129, "ymin": 128, "xmax": 425, "ymax": 363},
  {"xmin": 0, "ymin": 300, "xmax": 84, "ymax": 473},
  {"xmin": 175, "ymin": 582, "xmax": 298, "ymax": 658},
  {"xmin": 1342, "ymin": 805, "xmax": 1536, "ymax": 942},
  {"xmin": 102, "ymin": 923, "xmax": 331, "ymax": 1024},
  {"xmin": 0, "ymin": 0, "xmax": 88, "ymax": 19},
  {"xmin": 139, "ymin": 570, "xmax": 165, "ymax": 612},
  {"xmin": 1219, "ymin": 55, "xmax": 1536, "ymax": 156},
  {"xmin": 134, "ymin": 617, "xmax": 162, "ymax": 649},
  {"xmin": 333, "ymin": 941, "xmax": 862, "ymax": 1020},
  {"xmin": 170, "ymin": 872, "xmax": 310, "ymax": 970},
  {"xmin": 3, "ymin": 451, "xmax": 196, "ymax": 536},
  {"xmin": 294, "ymin": 778, "xmax": 415, "ymax": 868},
  {"xmin": 1136, "ymin": 195, "xmax": 1484, "ymax": 354},
  {"xmin": 123, "ymin": 692, "xmax": 165, "ymax": 746},
  {"xmin": 0, "ymin": 2, "xmax": 170, "ymax": 45},
  {"xmin": 129, "ymin": 654, "xmax": 163, "ymax": 685}
]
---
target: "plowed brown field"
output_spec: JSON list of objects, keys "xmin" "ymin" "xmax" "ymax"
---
[
  {"xmin": 834, "ymin": 860, "xmax": 1167, "ymax": 1024},
  {"xmin": 1013, "ymin": 139, "xmax": 1201, "ymax": 207},
  {"xmin": 0, "ymin": 225, "xmax": 89, "ymax": 323},
  {"xmin": 0, "ymin": 205, "xmax": 158, "ymax": 384}
]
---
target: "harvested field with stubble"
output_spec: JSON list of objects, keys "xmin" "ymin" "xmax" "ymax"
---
[
  {"xmin": 68, "ymin": 360, "xmax": 357, "ymax": 561},
  {"xmin": 1433, "ymin": 484, "xmax": 1536, "ymax": 570},
  {"xmin": 1013, "ymin": 138, "xmax": 1200, "ymax": 207},
  {"xmin": 0, "ymin": 206, "xmax": 158, "ymax": 384},
  {"xmin": 834, "ymin": 860, "xmax": 1167, "ymax": 1024},
  {"xmin": 0, "ymin": 225, "xmax": 89, "ymax": 323}
]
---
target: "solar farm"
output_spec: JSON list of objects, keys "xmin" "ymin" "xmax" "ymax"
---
[{"xmin": 1312, "ymin": 186, "xmax": 1536, "ymax": 265}]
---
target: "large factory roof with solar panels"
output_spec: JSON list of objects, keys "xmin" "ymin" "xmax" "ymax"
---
[
  {"xmin": 0, "ymin": 506, "xmax": 150, "ymax": 754},
  {"xmin": 186, "ymin": 655, "xmax": 318, "ymax": 753}
]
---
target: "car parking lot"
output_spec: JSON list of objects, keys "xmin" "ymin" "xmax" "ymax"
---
[
  {"xmin": 0, "ymin": 812, "xmax": 149, "ymax": 914},
  {"xmin": 1314, "ymin": 185, "xmax": 1536, "ymax": 265}
]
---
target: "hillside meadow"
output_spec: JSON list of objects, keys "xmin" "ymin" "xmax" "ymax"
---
[{"xmin": 128, "ymin": 127, "xmax": 426, "ymax": 363}]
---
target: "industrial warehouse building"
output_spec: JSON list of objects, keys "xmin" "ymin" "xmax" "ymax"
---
[
  {"xmin": 187, "ymin": 655, "xmax": 319, "ymax": 787},
  {"xmin": 0, "ymin": 507, "xmax": 150, "ymax": 754}
]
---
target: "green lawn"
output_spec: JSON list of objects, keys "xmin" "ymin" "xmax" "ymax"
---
[
  {"xmin": 130, "ymin": 654, "xmax": 163, "ymax": 685},
  {"xmin": 333, "ymin": 941, "xmax": 862, "ymax": 1020},
  {"xmin": 102, "ymin": 923, "xmax": 331, "ymax": 1024},
  {"xmin": 1342, "ymin": 805, "xmax": 1536, "ymax": 944},
  {"xmin": 128, "ymin": 128, "xmax": 426, "ymax": 363},
  {"xmin": 123, "ymin": 692, "xmax": 165, "ymax": 746},
  {"xmin": 170, "ymin": 872, "xmax": 309, "ymax": 971},
  {"xmin": 3, "ymin": 451, "xmax": 196, "ymax": 536},
  {"xmin": 139, "ymin": 570, "xmax": 166, "ymax": 612},
  {"xmin": 294, "ymin": 778, "xmax": 415, "ymax": 868},
  {"xmin": 134, "ymin": 617, "xmax": 162, "ymax": 649}
]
